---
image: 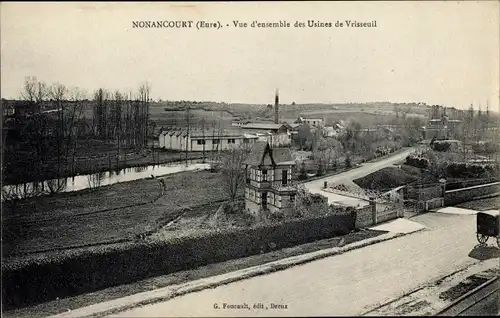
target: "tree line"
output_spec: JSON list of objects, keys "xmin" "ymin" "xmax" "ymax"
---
[{"xmin": 3, "ymin": 76, "xmax": 153, "ymax": 185}]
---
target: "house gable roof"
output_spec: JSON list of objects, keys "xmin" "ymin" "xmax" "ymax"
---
[
  {"xmin": 272, "ymin": 147, "xmax": 294, "ymax": 165},
  {"xmin": 244, "ymin": 142, "xmax": 294, "ymax": 166},
  {"xmin": 244, "ymin": 142, "xmax": 269, "ymax": 166}
]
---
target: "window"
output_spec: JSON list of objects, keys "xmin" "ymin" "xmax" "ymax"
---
[
  {"xmin": 282, "ymin": 169, "xmax": 288, "ymax": 185},
  {"xmin": 262, "ymin": 169, "xmax": 268, "ymax": 181},
  {"xmin": 228, "ymin": 139, "xmax": 235, "ymax": 144},
  {"xmin": 196, "ymin": 140, "xmax": 206, "ymax": 145},
  {"xmin": 290, "ymin": 194, "xmax": 296, "ymax": 203},
  {"xmin": 243, "ymin": 139, "xmax": 249, "ymax": 143},
  {"xmin": 213, "ymin": 139, "xmax": 220, "ymax": 144}
]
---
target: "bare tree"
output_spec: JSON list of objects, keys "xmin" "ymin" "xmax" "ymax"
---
[
  {"xmin": 49, "ymin": 82, "xmax": 67, "ymax": 177},
  {"xmin": 93, "ymin": 88, "xmax": 109, "ymax": 139},
  {"xmin": 21, "ymin": 76, "xmax": 37, "ymax": 102},
  {"xmin": 67, "ymin": 87, "xmax": 87, "ymax": 170},
  {"xmin": 220, "ymin": 145, "xmax": 250, "ymax": 202},
  {"xmin": 137, "ymin": 82, "xmax": 151, "ymax": 147}
]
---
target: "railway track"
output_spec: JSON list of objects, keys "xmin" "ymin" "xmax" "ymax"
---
[{"xmin": 434, "ymin": 276, "xmax": 498, "ymax": 316}]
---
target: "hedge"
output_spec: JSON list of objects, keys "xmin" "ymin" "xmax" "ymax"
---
[
  {"xmin": 405, "ymin": 155, "xmax": 498, "ymax": 179},
  {"xmin": 405, "ymin": 156, "xmax": 429, "ymax": 169},
  {"xmin": 2, "ymin": 213, "xmax": 355, "ymax": 310},
  {"xmin": 432, "ymin": 141, "xmax": 451, "ymax": 152}
]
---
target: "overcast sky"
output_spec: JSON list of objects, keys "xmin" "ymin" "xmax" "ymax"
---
[{"xmin": 1, "ymin": 2, "xmax": 499, "ymax": 110}]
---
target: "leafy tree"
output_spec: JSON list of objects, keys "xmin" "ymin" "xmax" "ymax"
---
[{"xmin": 295, "ymin": 123, "xmax": 313, "ymax": 150}]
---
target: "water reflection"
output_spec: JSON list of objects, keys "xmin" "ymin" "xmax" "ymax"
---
[{"xmin": 2, "ymin": 160, "xmax": 210, "ymax": 201}]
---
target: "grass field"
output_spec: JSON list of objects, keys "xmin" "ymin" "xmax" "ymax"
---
[
  {"xmin": 150, "ymin": 101, "xmax": 426, "ymax": 128},
  {"xmin": 3, "ymin": 170, "xmax": 229, "ymax": 257},
  {"xmin": 353, "ymin": 166, "xmax": 421, "ymax": 191}
]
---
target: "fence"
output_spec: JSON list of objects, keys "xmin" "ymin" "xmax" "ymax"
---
[
  {"xmin": 405, "ymin": 180, "xmax": 499, "ymax": 212},
  {"xmin": 444, "ymin": 181, "xmax": 500, "ymax": 206},
  {"xmin": 377, "ymin": 205, "xmax": 400, "ymax": 224},
  {"xmin": 406, "ymin": 185, "xmax": 443, "ymax": 201},
  {"xmin": 445, "ymin": 178, "xmax": 500, "ymax": 191},
  {"xmin": 353, "ymin": 200, "xmax": 401, "ymax": 228}
]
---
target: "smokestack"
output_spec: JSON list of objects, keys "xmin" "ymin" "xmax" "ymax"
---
[{"xmin": 274, "ymin": 88, "xmax": 279, "ymax": 124}]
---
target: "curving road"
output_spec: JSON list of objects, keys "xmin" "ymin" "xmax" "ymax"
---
[{"xmin": 303, "ymin": 147, "xmax": 416, "ymax": 207}]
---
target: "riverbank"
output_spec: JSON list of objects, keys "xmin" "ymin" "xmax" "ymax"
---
[{"xmin": 2, "ymin": 149, "xmax": 212, "ymax": 186}]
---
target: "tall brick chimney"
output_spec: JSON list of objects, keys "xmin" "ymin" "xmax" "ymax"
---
[{"xmin": 274, "ymin": 88, "xmax": 279, "ymax": 124}]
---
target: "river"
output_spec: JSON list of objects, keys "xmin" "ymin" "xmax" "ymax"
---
[{"xmin": 2, "ymin": 161, "xmax": 211, "ymax": 201}]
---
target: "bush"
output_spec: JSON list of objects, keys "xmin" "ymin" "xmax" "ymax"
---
[
  {"xmin": 432, "ymin": 141, "xmax": 451, "ymax": 152},
  {"xmin": 269, "ymin": 211, "xmax": 285, "ymax": 223},
  {"xmin": 472, "ymin": 141, "xmax": 499, "ymax": 154},
  {"xmin": 298, "ymin": 162, "xmax": 308, "ymax": 180},
  {"xmin": 317, "ymin": 163, "xmax": 325, "ymax": 176},
  {"xmin": 445, "ymin": 163, "xmax": 492, "ymax": 179},
  {"xmin": 345, "ymin": 155, "xmax": 352, "ymax": 168},
  {"xmin": 405, "ymin": 156, "xmax": 429, "ymax": 169}
]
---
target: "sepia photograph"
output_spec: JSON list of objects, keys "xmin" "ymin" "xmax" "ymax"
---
[{"xmin": 1, "ymin": 1, "xmax": 499, "ymax": 317}]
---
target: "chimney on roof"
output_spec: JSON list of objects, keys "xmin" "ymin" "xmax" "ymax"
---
[{"xmin": 274, "ymin": 88, "xmax": 279, "ymax": 124}]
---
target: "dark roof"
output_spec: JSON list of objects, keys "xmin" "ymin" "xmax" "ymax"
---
[
  {"xmin": 162, "ymin": 128, "xmax": 244, "ymax": 138},
  {"xmin": 244, "ymin": 142, "xmax": 268, "ymax": 166},
  {"xmin": 244, "ymin": 142, "xmax": 294, "ymax": 166},
  {"xmin": 240, "ymin": 123, "xmax": 285, "ymax": 130},
  {"xmin": 272, "ymin": 147, "xmax": 294, "ymax": 164},
  {"xmin": 301, "ymin": 116, "xmax": 324, "ymax": 120}
]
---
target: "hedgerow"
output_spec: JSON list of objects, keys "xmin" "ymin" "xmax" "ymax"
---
[{"xmin": 3, "ymin": 213, "xmax": 355, "ymax": 310}]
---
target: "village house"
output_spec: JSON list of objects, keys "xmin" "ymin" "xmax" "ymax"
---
[
  {"xmin": 323, "ymin": 126, "xmax": 337, "ymax": 137},
  {"xmin": 158, "ymin": 128, "xmax": 258, "ymax": 151},
  {"xmin": 231, "ymin": 119, "xmax": 250, "ymax": 127},
  {"xmin": 287, "ymin": 122, "xmax": 304, "ymax": 137},
  {"xmin": 244, "ymin": 142, "xmax": 297, "ymax": 216},
  {"xmin": 239, "ymin": 122, "xmax": 292, "ymax": 147},
  {"xmin": 421, "ymin": 117, "xmax": 463, "ymax": 140},
  {"xmin": 296, "ymin": 116, "xmax": 324, "ymax": 127}
]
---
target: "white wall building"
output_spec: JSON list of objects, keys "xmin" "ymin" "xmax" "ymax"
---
[
  {"xmin": 298, "ymin": 116, "xmax": 324, "ymax": 127},
  {"xmin": 239, "ymin": 123, "xmax": 292, "ymax": 147},
  {"xmin": 159, "ymin": 129, "xmax": 259, "ymax": 151}
]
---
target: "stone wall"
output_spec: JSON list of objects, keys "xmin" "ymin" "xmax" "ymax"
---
[
  {"xmin": 377, "ymin": 207, "xmax": 399, "ymax": 224},
  {"xmin": 444, "ymin": 182, "xmax": 500, "ymax": 206},
  {"xmin": 355, "ymin": 205, "xmax": 374, "ymax": 228}
]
